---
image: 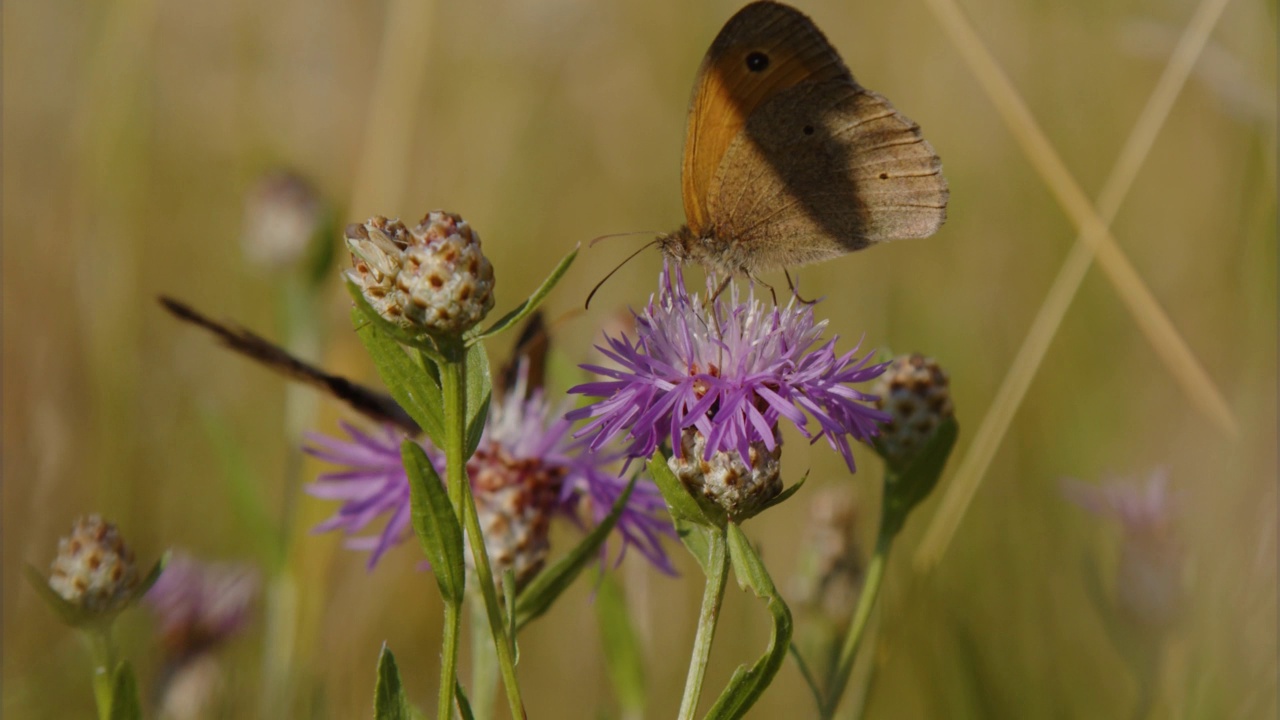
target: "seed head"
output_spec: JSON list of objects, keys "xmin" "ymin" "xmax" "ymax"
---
[{"xmin": 345, "ymin": 212, "xmax": 495, "ymax": 335}]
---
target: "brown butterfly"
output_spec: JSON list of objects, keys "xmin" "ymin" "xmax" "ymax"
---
[{"xmin": 657, "ymin": 1, "xmax": 948, "ymax": 278}]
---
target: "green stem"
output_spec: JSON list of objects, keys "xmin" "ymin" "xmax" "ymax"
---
[
  {"xmin": 678, "ymin": 529, "xmax": 729, "ymax": 720},
  {"xmin": 822, "ymin": 532, "xmax": 892, "ymax": 719},
  {"xmin": 440, "ymin": 350, "xmax": 524, "ymax": 719},
  {"xmin": 439, "ymin": 601, "xmax": 462, "ymax": 720},
  {"xmin": 439, "ymin": 352, "xmax": 468, "ymax": 719},
  {"xmin": 87, "ymin": 628, "xmax": 116, "ymax": 720}
]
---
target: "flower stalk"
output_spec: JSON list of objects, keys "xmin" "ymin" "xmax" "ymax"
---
[
  {"xmin": 820, "ymin": 533, "xmax": 890, "ymax": 719},
  {"xmin": 87, "ymin": 628, "xmax": 117, "ymax": 720},
  {"xmin": 437, "ymin": 340, "xmax": 524, "ymax": 719},
  {"xmin": 678, "ymin": 527, "xmax": 729, "ymax": 720}
]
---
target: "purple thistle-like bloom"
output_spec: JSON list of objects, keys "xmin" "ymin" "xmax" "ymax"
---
[
  {"xmin": 303, "ymin": 365, "xmax": 675, "ymax": 575},
  {"xmin": 569, "ymin": 264, "xmax": 889, "ymax": 472},
  {"xmin": 145, "ymin": 552, "xmax": 259, "ymax": 657}
]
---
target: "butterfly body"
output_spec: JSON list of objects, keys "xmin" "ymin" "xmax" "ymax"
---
[{"xmin": 661, "ymin": 1, "xmax": 948, "ymax": 276}]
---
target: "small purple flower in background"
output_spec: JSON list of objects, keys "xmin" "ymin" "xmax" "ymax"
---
[
  {"xmin": 145, "ymin": 552, "xmax": 259, "ymax": 658},
  {"xmin": 570, "ymin": 264, "xmax": 888, "ymax": 471},
  {"xmin": 1063, "ymin": 468, "xmax": 1185, "ymax": 629},
  {"xmin": 304, "ymin": 363, "xmax": 675, "ymax": 581}
]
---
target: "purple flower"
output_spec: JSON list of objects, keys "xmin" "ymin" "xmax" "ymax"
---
[
  {"xmin": 1062, "ymin": 468, "xmax": 1185, "ymax": 628},
  {"xmin": 303, "ymin": 364, "xmax": 675, "ymax": 575},
  {"xmin": 569, "ymin": 264, "xmax": 889, "ymax": 472},
  {"xmin": 145, "ymin": 552, "xmax": 259, "ymax": 657}
]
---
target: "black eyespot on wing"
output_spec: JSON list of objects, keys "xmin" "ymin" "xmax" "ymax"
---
[
  {"xmin": 745, "ymin": 51, "xmax": 770, "ymax": 72},
  {"xmin": 803, "ymin": 125, "xmax": 815, "ymax": 135}
]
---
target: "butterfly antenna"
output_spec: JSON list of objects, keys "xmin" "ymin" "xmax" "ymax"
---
[
  {"xmin": 585, "ymin": 238, "xmax": 659, "ymax": 309},
  {"xmin": 588, "ymin": 230, "xmax": 661, "ymax": 249}
]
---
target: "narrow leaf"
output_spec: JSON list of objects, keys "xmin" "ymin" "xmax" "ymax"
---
[
  {"xmin": 596, "ymin": 572, "xmax": 647, "ymax": 717},
  {"xmin": 402, "ymin": 442, "xmax": 465, "ymax": 604},
  {"xmin": 454, "ymin": 680, "xmax": 476, "ymax": 720},
  {"xmin": 108, "ymin": 661, "xmax": 142, "ymax": 720},
  {"xmin": 739, "ymin": 474, "xmax": 807, "ymax": 521},
  {"xmin": 704, "ymin": 523, "xmax": 793, "ymax": 720},
  {"xmin": 374, "ymin": 644, "xmax": 412, "ymax": 720},
  {"xmin": 514, "ymin": 475, "xmax": 638, "ymax": 630},
  {"xmin": 646, "ymin": 450, "xmax": 724, "ymax": 528},
  {"xmin": 673, "ymin": 518, "xmax": 718, "ymax": 577},
  {"xmin": 25, "ymin": 564, "xmax": 88, "ymax": 627},
  {"xmin": 472, "ymin": 247, "xmax": 578, "ymax": 341},
  {"xmin": 353, "ymin": 308, "xmax": 446, "ymax": 447},
  {"xmin": 464, "ymin": 343, "xmax": 492, "ymax": 456}
]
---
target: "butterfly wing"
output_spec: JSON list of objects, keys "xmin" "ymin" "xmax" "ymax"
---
[
  {"xmin": 681, "ymin": 2, "xmax": 851, "ymax": 236},
  {"xmin": 705, "ymin": 79, "xmax": 948, "ymax": 272}
]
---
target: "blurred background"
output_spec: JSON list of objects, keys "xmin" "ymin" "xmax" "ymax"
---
[{"xmin": 3, "ymin": 0, "xmax": 1275, "ymax": 717}]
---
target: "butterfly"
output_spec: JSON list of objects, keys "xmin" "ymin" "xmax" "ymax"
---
[{"xmin": 656, "ymin": 1, "xmax": 948, "ymax": 279}]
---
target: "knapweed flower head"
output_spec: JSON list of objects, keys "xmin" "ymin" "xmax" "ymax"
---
[
  {"xmin": 145, "ymin": 552, "xmax": 259, "ymax": 658},
  {"xmin": 345, "ymin": 212, "xmax": 495, "ymax": 335},
  {"xmin": 790, "ymin": 488, "xmax": 864, "ymax": 624},
  {"xmin": 304, "ymin": 364, "xmax": 674, "ymax": 584},
  {"xmin": 871, "ymin": 353, "xmax": 953, "ymax": 465},
  {"xmin": 569, "ymin": 264, "xmax": 888, "ymax": 476},
  {"xmin": 241, "ymin": 170, "xmax": 327, "ymax": 270},
  {"xmin": 1063, "ymin": 468, "xmax": 1185, "ymax": 629},
  {"xmin": 48, "ymin": 515, "xmax": 140, "ymax": 616}
]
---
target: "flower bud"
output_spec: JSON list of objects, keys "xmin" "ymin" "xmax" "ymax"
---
[
  {"xmin": 669, "ymin": 428, "xmax": 782, "ymax": 519},
  {"xmin": 345, "ymin": 212, "xmax": 495, "ymax": 335},
  {"xmin": 872, "ymin": 353, "xmax": 953, "ymax": 465},
  {"xmin": 48, "ymin": 515, "xmax": 140, "ymax": 616},
  {"xmin": 790, "ymin": 489, "xmax": 864, "ymax": 623}
]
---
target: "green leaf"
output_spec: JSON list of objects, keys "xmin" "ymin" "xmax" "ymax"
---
[
  {"xmin": 673, "ymin": 518, "xmax": 720, "ymax": 577},
  {"xmin": 374, "ymin": 644, "xmax": 412, "ymax": 720},
  {"xmin": 737, "ymin": 473, "xmax": 807, "ymax": 522},
  {"xmin": 470, "ymin": 246, "xmax": 577, "ymax": 342},
  {"xmin": 107, "ymin": 661, "xmax": 142, "ymax": 720},
  {"xmin": 646, "ymin": 449, "xmax": 724, "ymax": 528},
  {"xmin": 26, "ymin": 564, "xmax": 88, "ymax": 627},
  {"xmin": 704, "ymin": 523, "xmax": 793, "ymax": 720},
  {"xmin": 514, "ymin": 475, "xmax": 638, "ymax": 631},
  {"xmin": 402, "ymin": 442, "xmax": 465, "ymax": 604},
  {"xmin": 787, "ymin": 643, "xmax": 825, "ymax": 714},
  {"xmin": 502, "ymin": 569, "xmax": 518, "ymax": 659},
  {"xmin": 595, "ymin": 572, "xmax": 647, "ymax": 717},
  {"xmin": 464, "ymin": 343, "xmax": 492, "ymax": 456},
  {"xmin": 453, "ymin": 680, "xmax": 476, "ymax": 720},
  {"xmin": 353, "ymin": 308, "xmax": 446, "ymax": 447},
  {"xmin": 880, "ymin": 417, "xmax": 959, "ymax": 538}
]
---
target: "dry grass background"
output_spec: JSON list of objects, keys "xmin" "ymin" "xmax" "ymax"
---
[{"xmin": 3, "ymin": 0, "xmax": 1275, "ymax": 717}]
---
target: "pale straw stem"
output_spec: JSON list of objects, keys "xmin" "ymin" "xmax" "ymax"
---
[
  {"xmin": 915, "ymin": 0, "xmax": 1237, "ymax": 570},
  {"xmin": 348, "ymin": 0, "xmax": 437, "ymax": 215}
]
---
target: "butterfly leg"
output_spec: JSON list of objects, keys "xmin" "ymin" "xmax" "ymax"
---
[
  {"xmin": 709, "ymin": 274, "xmax": 734, "ymax": 304},
  {"xmin": 783, "ymin": 269, "xmax": 816, "ymax": 305}
]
